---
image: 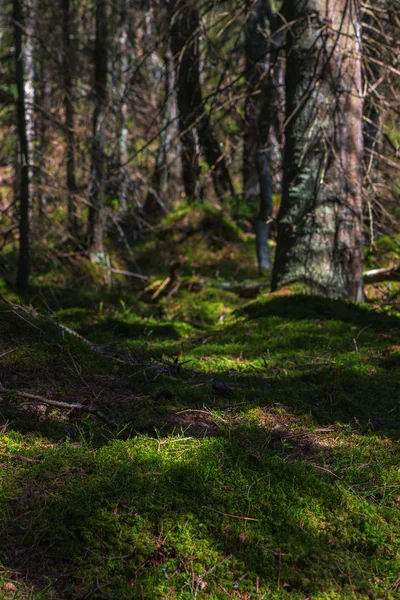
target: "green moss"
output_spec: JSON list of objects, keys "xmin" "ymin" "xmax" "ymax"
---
[{"xmin": 0, "ymin": 204, "xmax": 400, "ymax": 598}]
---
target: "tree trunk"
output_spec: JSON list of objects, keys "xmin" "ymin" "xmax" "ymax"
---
[
  {"xmin": 14, "ymin": 0, "xmax": 31, "ymax": 292},
  {"xmin": 62, "ymin": 0, "xmax": 79, "ymax": 237},
  {"xmin": 144, "ymin": 44, "xmax": 179, "ymax": 216},
  {"xmin": 115, "ymin": 0, "xmax": 130, "ymax": 213},
  {"xmin": 361, "ymin": 5, "xmax": 387, "ymax": 243},
  {"xmin": 243, "ymin": 0, "xmax": 270, "ymax": 206},
  {"xmin": 88, "ymin": 0, "xmax": 108, "ymax": 256},
  {"xmin": 272, "ymin": 0, "xmax": 364, "ymax": 302},
  {"xmin": 243, "ymin": 0, "xmax": 282, "ymax": 272},
  {"xmin": 24, "ymin": 0, "xmax": 35, "ymax": 207},
  {"xmin": 36, "ymin": 58, "xmax": 50, "ymax": 223},
  {"xmin": 168, "ymin": 0, "xmax": 233, "ymax": 202}
]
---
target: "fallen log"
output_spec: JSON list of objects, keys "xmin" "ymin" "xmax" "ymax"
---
[
  {"xmin": 363, "ymin": 267, "xmax": 400, "ymax": 284},
  {"xmin": 0, "ymin": 385, "xmax": 115, "ymax": 425}
]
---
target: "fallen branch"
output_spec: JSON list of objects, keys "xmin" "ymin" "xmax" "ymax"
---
[
  {"xmin": 363, "ymin": 267, "xmax": 400, "ymax": 284},
  {"xmin": 0, "ymin": 386, "xmax": 114, "ymax": 425},
  {"xmin": 202, "ymin": 506, "xmax": 259, "ymax": 522},
  {"xmin": 109, "ymin": 268, "xmax": 149, "ymax": 281}
]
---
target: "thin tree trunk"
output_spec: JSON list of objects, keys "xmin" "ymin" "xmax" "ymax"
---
[
  {"xmin": 168, "ymin": 0, "xmax": 233, "ymax": 202},
  {"xmin": 254, "ymin": 149, "xmax": 273, "ymax": 271},
  {"xmin": 145, "ymin": 44, "xmax": 179, "ymax": 215},
  {"xmin": 243, "ymin": 0, "xmax": 269, "ymax": 206},
  {"xmin": 169, "ymin": 1, "xmax": 200, "ymax": 200},
  {"xmin": 157, "ymin": 47, "xmax": 179, "ymax": 202},
  {"xmin": 14, "ymin": 0, "xmax": 30, "ymax": 292},
  {"xmin": 244, "ymin": 0, "xmax": 282, "ymax": 272},
  {"xmin": 116, "ymin": 0, "xmax": 129, "ymax": 212},
  {"xmin": 88, "ymin": 0, "xmax": 108, "ymax": 256},
  {"xmin": 361, "ymin": 6, "xmax": 386, "ymax": 243},
  {"xmin": 37, "ymin": 59, "xmax": 50, "ymax": 222},
  {"xmin": 24, "ymin": 0, "xmax": 35, "ymax": 208},
  {"xmin": 272, "ymin": 0, "xmax": 364, "ymax": 302},
  {"xmin": 62, "ymin": 0, "xmax": 78, "ymax": 237}
]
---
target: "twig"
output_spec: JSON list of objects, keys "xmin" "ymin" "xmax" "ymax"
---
[
  {"xmin": 0, "ymin": 348, "xmax": 16, "ymax": 359},
  {"xmin": 0, "ymin": 386, "xmax": 114, "ymax": 425},
  {"xmin": 176, "ymin": 409, "xmax": 211, "ymax": 415},
  {"xmin": 151, "ymin": 277, "xmax": 171, "ymax": 300},
  {"xmin": 202, "ymin": 506, "xmax": 259, "ymax": 522},
  {"xmin": 0, "ymin": 452, "xmax": 39, "ymax": 463}
]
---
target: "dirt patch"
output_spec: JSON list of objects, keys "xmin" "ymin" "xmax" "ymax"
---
[{"xmin": 163, "ymin": 409, "xmax": 219, "ymax": 437}]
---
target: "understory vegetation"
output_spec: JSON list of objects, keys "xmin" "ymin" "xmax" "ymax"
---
[{"xmin": 0, "ymin": 208, "xmax": 399, "ymax": 599}]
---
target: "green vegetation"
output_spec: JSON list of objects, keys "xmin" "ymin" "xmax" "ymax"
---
[{"xmin": 0, "ymin": 212, "xmax": 399, "ymax": 599}]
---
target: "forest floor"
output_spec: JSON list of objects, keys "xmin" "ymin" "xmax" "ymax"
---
[{"xmin": 0, "ymin": 205, "xmax": 399, "ymax": 599}]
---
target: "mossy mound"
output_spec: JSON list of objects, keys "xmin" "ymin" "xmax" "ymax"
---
[
  {"xmin": 0, "ymin": 292, "xmax": 399, "ymax": 599},
  {"xmin": 160, "ymin": 201, "xmax": 248, "ymax": 245}
]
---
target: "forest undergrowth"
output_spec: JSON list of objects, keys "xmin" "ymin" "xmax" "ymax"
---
[{"xmin": 0, "ymin": 207, "xmax": 399, "ymax": 599}]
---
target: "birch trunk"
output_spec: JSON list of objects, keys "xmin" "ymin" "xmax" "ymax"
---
[
  {"xmin": 145, "ymin": 45, "xmax": 179, "ymax": 215},
  {"xmin": 24, "ymin": 0, "xmax": 35, "ymax": 206},
  {"xmin": 36, "ymin": 58, "xmax": 50, "ymax": 223},
  {"xmin": 14, "ymin": 0, "xmax": 31, "ymax": 292},
  {"xmin": 88, "ymin": 0, "xmax": 108, "ymax": 256},
  {"xmin": 116, "ymin": 0, "xmax": 130, "ymax": 212}
]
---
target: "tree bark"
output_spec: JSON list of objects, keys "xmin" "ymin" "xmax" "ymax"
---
[
  {"xmin": 272, "ymin": 0, "xmax": 364, "ymax": 302},
  {"xmin": 244, "ymin": 0, "xmax": 282, "ymax": 272},
  {"xmin": 24, "ymin": 0, "xmax": 35, "ymax": 205},
  {"xmin": 88, "ymin": 0, "xmax": 108, "ymax": 255},
  {"xmin": 145, "ymin": 44, "xmax": 179, "ymax": 216},
  {"xmin": 62, "ymin": 0, "xmax": 79, "ymax": 237},
  {"xmin": 168, "ymin": 0, "xmax": 233, "ymax": 202},
  {"xmin": 243, "ymin": 0, "xmax": 270, "ymax": 206},
  {"xmin": 36, "ymin": 58, "xmax": 50, "ymax": 223},
  {"xmin": 14, "ymin": 0, "xmax": 31, "ymax": 292},
  {"xmin": 115, "ymin": 0, "xmax": 130, "ymax": 212}
]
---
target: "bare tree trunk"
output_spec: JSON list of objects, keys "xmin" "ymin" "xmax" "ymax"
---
[
  {"xmin": 168, "ymin": 1, "xmax": 200, "ymax": 200},
  {"xmin": 157, "ymin": 46, "xmax": 179, "ymax": 203},
  {"xmin": 244, "ymin": 0, "xmax": 282, "ymax": 272},
  {"xmin": 243, "ymin": 0, "xmax": 269, "ymax": 206},
  {"xmin": 88, "ymin": 0, "xmax": 108, "ymax": 256},
  {"xmin": 14, "ymin": 0, "xmax": 30, "ymax": 292},
  {"xmin": 361, "ymin": 4, "xmax": 388, "ymax": 243},
  {"xmin": 36, "ymin": 58, "xmax": 50, "ymax": 223},
  {"xmin": 168, "ymin": 0, "xmax": 233, "ymax": 202},
  {"xmin": 62, "ymin": 0, "xmax": 79, "ymax": 237},
  {"xmin": 24, "ymin": 0, "xmax": 35, "ymax": 207},
  {"xmin": 144, "ymin": 44, "xmax": 179, "ymax": 216},
  {"xmin": 115, "ymin": 0, "xmax": 130, "ymax": 212},
  {"xmin": 272, "ymin": 0, "xmax": 364, "ymax": 302}
]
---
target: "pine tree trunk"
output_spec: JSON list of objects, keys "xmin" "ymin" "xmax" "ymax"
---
[
  {"xmin": 14, "ymin": 0, "xmax": 31, "ymax": 292},
  {"xmin": 169, "ymin": 0, "xmax": 233, "ymax": 202},
  {"xmin": 272, "ymin": 0, "xmax": 364, "ymax": 302},
  {"xmin": 62, "ymin": 0, "xmax": 78, "ymax": 237},
  {"xmin": 88, "ymin": 0, "xmax": 108, "ymax": 256}
]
